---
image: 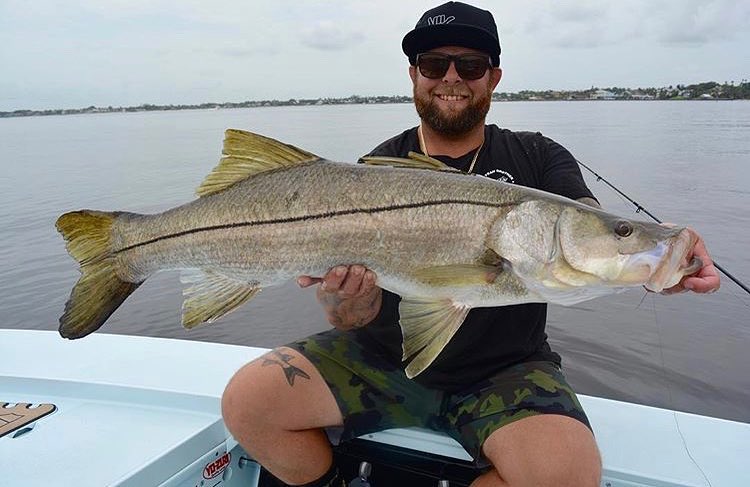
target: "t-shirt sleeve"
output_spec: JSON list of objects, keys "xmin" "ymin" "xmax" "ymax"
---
[{"xmin": 538, "ymin": 134, "xmax": 597, "ymax": 203}]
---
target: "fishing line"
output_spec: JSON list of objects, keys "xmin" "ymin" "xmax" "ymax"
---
[
  {"xmin": 635, "ymin": 290, "xmax": 650, "ymax": 310},
  {"xmin": 576, "ymin": 158, "xmax": 750, "ymax": 296},
  {"xmin": 729, "ymin": 287, "xmax": 750, "ymax": 308},
  {"xmin": 579, "ymin": 158, "xmax": 722, "ymax": 485},
  {"xmin": 649, "ymin": 296, "xmax": 713, "ymax": 487}
]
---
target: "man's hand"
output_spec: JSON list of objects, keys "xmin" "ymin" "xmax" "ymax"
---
[
  {"xmin": 297, "ymin": 265, "xmax": 382, "ymax": 331},
  {"xmin": 661, "ymin": 228, "xmax": 720, "ymax": 295}
]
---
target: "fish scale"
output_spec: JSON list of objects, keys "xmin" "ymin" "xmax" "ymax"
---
[{"xmin": 115, "ymin": 161, "xmax": 510, "ymax": 283}]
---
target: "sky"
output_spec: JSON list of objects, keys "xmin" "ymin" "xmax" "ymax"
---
[{"xmin": 1, "ymin": 0, "xmax": 749, "ymax": 111}]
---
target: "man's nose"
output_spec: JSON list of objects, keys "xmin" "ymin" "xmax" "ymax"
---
[{"xmin": 442, "ymin": 61, "xmax": 462, "ymax": 82}]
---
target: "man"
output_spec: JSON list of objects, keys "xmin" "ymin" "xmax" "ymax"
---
[{"xmin": 221, "ymin": 3, "xmax": 721, "ymax": 486}]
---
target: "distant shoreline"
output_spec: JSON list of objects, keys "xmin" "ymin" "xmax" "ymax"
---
[{"xmin": 2, "ymin": 81, "xmax": 747, "ymax": 118}]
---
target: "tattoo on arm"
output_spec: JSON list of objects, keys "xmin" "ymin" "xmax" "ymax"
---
[
  {"xmin": 354, "ymin": 291, "xmax": 382, "ymax": 328},
  {"xmin": 261, "ymin": 350, "xmax": 311, "ymax": 386},
  {"xmin": 320, "ymin": 292, "xmax": 344, "ymax": 310},
  {"xmin": 323, "ymin": 289, "xmax": 382, "ymax": 329}
]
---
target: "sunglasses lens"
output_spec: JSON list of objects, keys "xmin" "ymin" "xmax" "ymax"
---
[
  {"xmin": 455, "ymin": 55, "xmax": 490, "ymax": 80},
  {"xmin": 417, "ymin": 54, "xmax": 450, "ymax": 79},
  {"xmin": 417, "ymin": 54, "xmax": 489, "ymax": 80}
]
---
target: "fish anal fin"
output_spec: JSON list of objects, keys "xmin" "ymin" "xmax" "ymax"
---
[
  {"xmin": 196, "ymin": 129, "xmax": 321, "ymax": 198},
  {"xmin": 361, "ymin": 151, "xmax": 460, "ymax": 172},
  {"xmin": 180, "ymin": 269, "xmax": 261, "ymax": 328},
  {"xmin": 413, "ymin": 264, "xmax": 502, "ymax": 287},
  {"xmin": 399, "ymin": 297, "xmax": 471, "ymax": 379}
]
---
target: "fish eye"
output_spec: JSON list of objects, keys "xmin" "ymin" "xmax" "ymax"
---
[{"xmin": 614, "ymin": 220, "xmax": 633, "ymax": 238}]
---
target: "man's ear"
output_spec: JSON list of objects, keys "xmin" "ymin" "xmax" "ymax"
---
[
  {"xmin": 490, "ymin": 68, "xmax": 502, "ymax": 90},
  {"xmin": 409, "ymin": 65, "xmax": 418, "ymax": 84}
]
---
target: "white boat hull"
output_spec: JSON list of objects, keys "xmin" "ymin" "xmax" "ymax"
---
[{"xmin": 1, "ymin": 330, "xmax": 748, "ymax": 486}]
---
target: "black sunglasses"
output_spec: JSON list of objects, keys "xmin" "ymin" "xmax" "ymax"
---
[{"xmin": 416, "ymin": 53, "xmax": 492, "ymax": 81}]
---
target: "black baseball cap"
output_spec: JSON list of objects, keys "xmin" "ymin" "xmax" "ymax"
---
[{"xmin": 402, "ymin": 2, "xmax": 501, "ymax": 66}]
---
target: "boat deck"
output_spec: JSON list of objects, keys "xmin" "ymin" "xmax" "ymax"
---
[{"xmin": 1, "ymin": 330, "xmax": 748, "ymax": 486}]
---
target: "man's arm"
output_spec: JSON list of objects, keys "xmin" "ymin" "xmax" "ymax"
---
[{"xmin": 298, "ymin": 265, "xmax": 382, "ymax": 330}]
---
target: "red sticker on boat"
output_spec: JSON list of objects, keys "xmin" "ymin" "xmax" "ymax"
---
[{"xmin": 203, "ymin": 452, "xmax": 231, "ymax": 479}]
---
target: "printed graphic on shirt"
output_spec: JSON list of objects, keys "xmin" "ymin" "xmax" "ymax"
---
[{"xmin": 482, "ymin": 168, "xmax": 516, "ymax": 183}]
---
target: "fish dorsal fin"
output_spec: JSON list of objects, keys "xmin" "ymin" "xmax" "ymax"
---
[
  {"xmin": 399, "ymin": 297, "xmax": 470, "ymax": 378},
  {"xmin": 362, "ymin": 151, "xmax": 459, "ymax": 172},
  {"xmin": 196, "ymin": 129, "xmax": 321, "ymax": 197},
  {"xmin": 180, "ymin": 269, "xmax": 261, "ymax": 328}
]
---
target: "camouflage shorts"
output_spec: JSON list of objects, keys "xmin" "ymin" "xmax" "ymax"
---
[{"xmin": 287, "ymin": 329, "xmax": 590, "ymax": 465}]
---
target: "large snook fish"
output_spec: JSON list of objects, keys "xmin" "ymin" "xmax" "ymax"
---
[{"xmin": 56, "ymin": 129, "xmax": 701, "ymax": 377}]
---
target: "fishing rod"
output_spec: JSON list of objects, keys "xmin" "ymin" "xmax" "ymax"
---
[{"xmin": 575, "ymin": 158, "xmax": 750, "ymax": 295}]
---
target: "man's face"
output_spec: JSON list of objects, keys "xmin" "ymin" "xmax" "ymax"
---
[{"xmin": 410, "ymin": 46, "xmax": 502, "ymax": 138}]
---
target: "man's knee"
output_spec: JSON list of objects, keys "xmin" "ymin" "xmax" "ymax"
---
[
  {"xmin": 221, "ymin": 355, "xmax": 274, "ymax": 437},
  {"xmin": 221, "ymin": 347, "xmax": 343, "ymax": 438},
  {"xmin": 523, "ymin": 453, "xmax": 600, "ymax": 487},
  {"xmin": 223, "ymin": 348, "xmax": 298, "ymax": 427},
  {"xmin": 481, "ymin": 414, "xmax": 601, "ymax": 487}
]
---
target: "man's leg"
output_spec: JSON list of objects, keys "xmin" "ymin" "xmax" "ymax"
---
[
  {"xmin": 470, "ymin": 414, "xmax": 601, "ymax": 487},
  {"xmin": 221, "ymin": 346, "xmax": 344, "ymax": 485},
  {"xmin": 445, "ymin": 361, "xmax": 600, "ymax": 487}
]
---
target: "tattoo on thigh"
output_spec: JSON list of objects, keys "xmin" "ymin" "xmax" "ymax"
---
[{"xmin": 261, "ymin": 350, "xmax": 311, "ymax": 386}]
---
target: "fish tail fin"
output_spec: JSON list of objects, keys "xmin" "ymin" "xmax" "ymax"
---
[{"xmin": 56, "ymin": 210, "xmax": 141, "ymax": 339}]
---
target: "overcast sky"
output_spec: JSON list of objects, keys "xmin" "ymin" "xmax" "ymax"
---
[{"xmin": 2, "ymin": 0, "xmax": 749, "ymax": 111}]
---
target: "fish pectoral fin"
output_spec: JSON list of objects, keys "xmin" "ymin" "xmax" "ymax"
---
[
  {"xmin": 361, "ymin": 152, "xmax": 460, "ymax": 172},
  {"xmin": 180, "ymin": 269, "xmax": 261, "ymax": 328},
  {"xmin": 399, "ymin": 297, "xmax": 470, "ymax": 379},
  {"xmin": 196, "ymin": 129, "xmax": 321, "ymax": 197},
  {"xmin": 413, "ymin": 264, "xmax": 502, "ymax": 287}
]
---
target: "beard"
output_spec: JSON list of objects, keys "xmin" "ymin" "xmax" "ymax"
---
[{"xmin": 414, "ymin": 83, "xmax": 493, "ymax": 138}]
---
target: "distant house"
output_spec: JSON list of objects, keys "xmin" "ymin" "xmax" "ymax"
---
[
  {"xmin": 591, "ymin": 89, "xmax": 616, "ymax": 100},
  {"xmin": 629, "ymin": 90, "xmax": 654, "ymax": 100},
  {"xmin": 699, "ymin": 93, "xmax": 714, "ymax": 100}
]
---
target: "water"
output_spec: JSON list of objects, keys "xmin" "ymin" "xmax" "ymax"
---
[{"xmin": 2, "ymin": 101, "xmax": 749, "ymax": 423}]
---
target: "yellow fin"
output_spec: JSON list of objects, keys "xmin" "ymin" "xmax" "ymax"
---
[
  {"xmin": 361, "ymin": 151, "xmax": 459, "ymax": 172},
  {"xmin": 56, "ymin": 210, "xmax": 142, "ymax": 338},
  {"xmin": 413, "ymin": 264, "xmax": 502, "ymax": 287},
  {"xmin": 399, "ymin": 297, "xmax": 470, "ymax": 378},
  {"xmin": 196, "ymin": 129, "xmax": 321, "ymax": 197},
  {"xmin": 180, "ymin": 269, "xmax": 261, "ymax": 328}
]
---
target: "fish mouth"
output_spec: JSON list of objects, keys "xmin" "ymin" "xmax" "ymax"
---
[{"xmin": 633, "ymin": 228, "xmax": 701, "ymax": 292}]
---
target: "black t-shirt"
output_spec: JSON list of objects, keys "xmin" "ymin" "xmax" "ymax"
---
[{"xmin": 354, "ymin": 124, "xmax": 596, "ymax": 391}]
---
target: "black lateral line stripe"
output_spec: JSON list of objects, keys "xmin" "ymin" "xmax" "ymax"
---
[{"xmin": 115, "ymin": 199, "xmax": 511, "ymax": 254}]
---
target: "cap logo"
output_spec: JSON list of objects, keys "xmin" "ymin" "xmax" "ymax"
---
[{"xmin": 427, "ymin": 14, "xmax": 455, "ymax": 25}]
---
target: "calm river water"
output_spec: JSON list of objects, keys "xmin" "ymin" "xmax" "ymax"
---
[{"xmin": 1, "ymin": 101, "xmax": 748, "ymax": 422}]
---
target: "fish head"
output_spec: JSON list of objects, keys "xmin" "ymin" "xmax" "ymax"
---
[
  {"xmin": 490, "ymin": 199, "xmax": 701, "ymax": 297},
  {"xmin": 555, "ymin": 206, "xmax": 700, "ymax": 292}
]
